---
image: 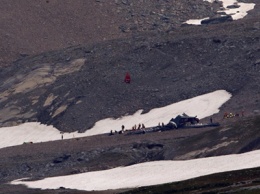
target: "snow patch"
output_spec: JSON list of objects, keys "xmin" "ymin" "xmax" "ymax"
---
[
  {"xmin": 0, "ymin": 90, "xmax": 231, "ymax": 149},
  {"xmin": 185, "ymin": 0, "xmax": 255, "ymax": 25},
  {"xmin": 81, "ymin": 90, "xmax": 231, "ymax": 136},
  {"xmin": 11, "ymin": 149, "xmax": 260, "ymax": 191}
]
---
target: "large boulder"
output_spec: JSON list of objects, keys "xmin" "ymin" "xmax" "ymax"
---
[{"xmin": 201, "ymin": 15, "xmax": 233, "ymax": 25}]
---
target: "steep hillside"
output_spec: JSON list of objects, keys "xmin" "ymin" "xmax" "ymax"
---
[
  {"xmin": 0, "ymin": 116, "xmax": 259, "ymax": 193},
  {"xmin": 0, "ymin": 0, "xmax": 260, "ymax": 193},
  {"xmin": 0, "ymin": 0, "xmax": 218, "ymax": 67},
  {"xmin": 0, "ymin": 16, "xmax": 259, "ymax": 131},
  {"xmin": 0, "ymin": 0, "xmax": 259, "ymax": 131}
]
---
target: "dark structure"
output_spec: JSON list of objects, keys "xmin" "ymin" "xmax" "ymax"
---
[
  {"xmin": 125, "ymin": 113, "xmax": 220, "ymax": 135},
  {"xmin": 201, "ymin": 15, "xmax": 233, "ymax": 25},
  {"xmin": 166, "ymin": 113, "xmax": 200, "ymax": 129}
]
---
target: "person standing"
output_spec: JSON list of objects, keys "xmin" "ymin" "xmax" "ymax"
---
[{"xmin": 124, "ymin": 72, "xmax": 131, "ymax": 83}]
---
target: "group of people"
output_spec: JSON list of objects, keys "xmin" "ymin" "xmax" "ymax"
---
[
  {"xmin": 131, "ymin": 123, "xmax": 145, "ymax": 130},
  {"xmin": 109, "ymin": 123, "xmax": 147, "ymax": 136},
  {"xmin": 158, "ymin": 122, "xmax": 165, "ymax": 127},
  {"xmin": 223, "ymin": 111, "xmax": 244, "ymax": 119},
  {"xmin": 109, "ymin": 125, "xmax": 127, "ymax": 135}
]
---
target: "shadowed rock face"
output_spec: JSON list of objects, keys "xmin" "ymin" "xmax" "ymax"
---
[
  {"xmin": 201, "ymin": 15, "xmax": 233, "ymax": 24},
  {"xmin": 1, "ymin": 58, "xmax": 85, "ymax": 100},
  {"xmin": 0, "ymin": 58, "xmax": 86, "ymax": 127}
]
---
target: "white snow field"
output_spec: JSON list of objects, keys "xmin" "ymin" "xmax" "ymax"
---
[
  {"xmin": 5, "ymin": 89, "xmax": 260, "ymax": 191},
  {"xmin": 0, "ymin": 90, "xmax": 231, "ymax": 149},
  {"xmin": 11, "ymin": 150, "xmax": 260, "ymax": 191},
  {"xmin": 185, "ymin": 0, "xmax": 255, "ymax": 25}
]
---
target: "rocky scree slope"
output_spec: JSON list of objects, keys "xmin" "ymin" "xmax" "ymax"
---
[
  {"xmin": 0, "ymin": 0, "xmax": 219, "ymax": 68},
  {"xmin": 0, "ymin": 16, "xmax": 259, "ymax": 131},
  {"xmin": 0, "ymin": 0, "xmax": 259, "ymax": 132},
  {"xmin": 0, "ymin": 0, "xmax": 260, "ymax": 193}
]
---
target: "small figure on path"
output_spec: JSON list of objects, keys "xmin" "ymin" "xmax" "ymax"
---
[
  {"xmin": 109, "ymin": 130, "xmax": 114, "ymax": 136},
  {"xmin": 137, "ymin": 124, "xmax": 141, "ymax": 130}
]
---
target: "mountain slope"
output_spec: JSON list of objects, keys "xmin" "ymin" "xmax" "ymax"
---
[
  {"xmin": 0, "ymin": 17, "xmax": 259, "ymax": 131},
  {"xmin": 0, "ymin": 0, "xmax": 260, "ymax": 193},
  {"xmin": 0, "ymin": 0, "xmax": 218, "ymax": 67}
]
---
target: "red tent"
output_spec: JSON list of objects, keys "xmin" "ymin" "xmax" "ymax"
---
[{"xmin": 124, "ymin": 72, "xmax": 131, "ymax": 83}]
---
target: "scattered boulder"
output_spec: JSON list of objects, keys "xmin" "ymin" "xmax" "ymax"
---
[
  {"xmin": 201, "ymin": 15, "xmax": 233, "ymax": 25},
  {"xmin": 121, "ymin": 0, "xmax": 129, "ymax": 5},
  {"xmin": 21, "ymin": 163, "xmax": 31, "ymax": 172},
  {"xmin": 19, "ymin": 53, "xmax": 29, "ymax": 57},
  {"xmin": 133, "ymin": 142, "xmax": 164, "ymax": 150},
  {"xmin": 255, "ymin": 59, "xmax": 260, "ymax": 65},
  {"xmin": 119, "ymin": 24, "xmax": 128, "ymax": 32},
  {"xmin": 212, "ymin": 38, "xmax": 222, "ymax": 44},
  {"xmin": 253, "ymin": 22, "xmax": 260, "ymax": 30},
  {"xmin": 53, "ymin": 154, "xmax": 71, "ymax": 164},
  {"xmin": 227, "ymin": 4, "xmax": 240, "ymax": 9},
  {"xmin": 253, "ymin": 110, "xmax": 260, "ymax": 114}
]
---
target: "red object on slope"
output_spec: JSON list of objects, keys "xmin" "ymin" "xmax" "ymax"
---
[{"xmin": 124, "ymin": 72, "xmax": 131, "ymax": 83}]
